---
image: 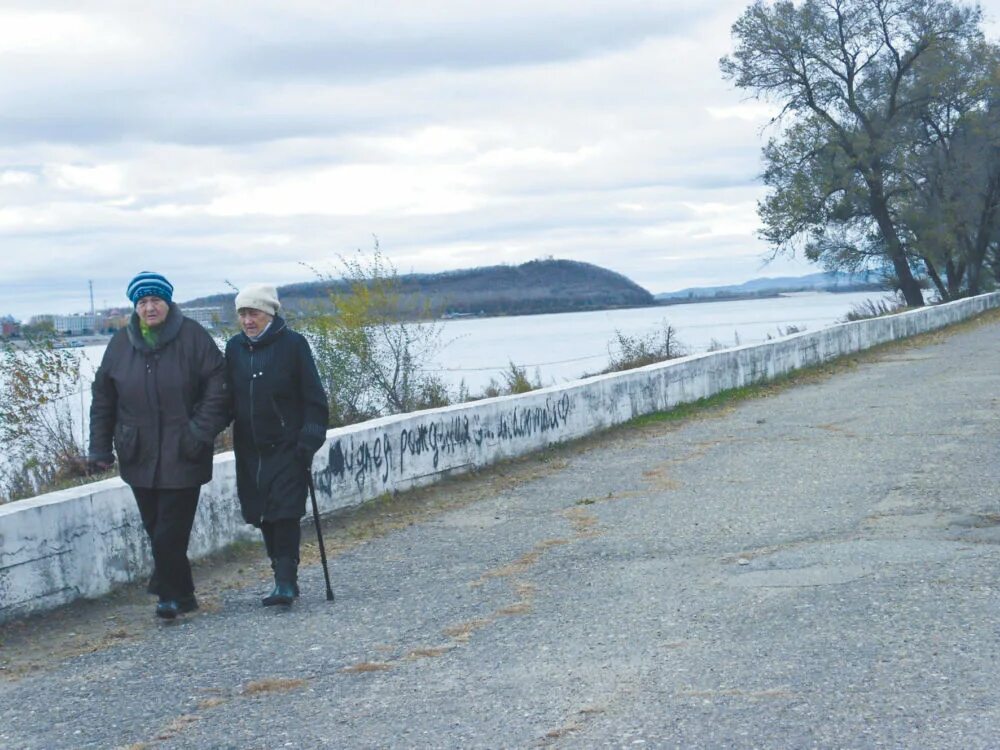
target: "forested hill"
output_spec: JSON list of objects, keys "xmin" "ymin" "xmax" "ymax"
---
[{"xmin": 184, "ymin": 259, "xmax": 655, "ymax": 320}]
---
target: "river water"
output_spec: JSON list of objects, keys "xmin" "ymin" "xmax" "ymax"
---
[
  {"xmin": 421, "ymin": 290, "xmax": 892, "ymax": 390},
  {"xmin": 18, "ymin": 290, "xmax": 893, "ymax": 452}
]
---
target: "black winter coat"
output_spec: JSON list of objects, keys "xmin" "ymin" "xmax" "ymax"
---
[
  {"xmin": 89, "ymin": 304, "xmax": 229, "ymax": 489},
  {"xmin": 225, "ymin": 317, "xmax": 329, "ymax": 526}
]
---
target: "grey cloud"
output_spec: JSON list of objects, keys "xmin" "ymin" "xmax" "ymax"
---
[{"xmin": 228, "ymin": 10, "xmax": 692, "ymax": 82}]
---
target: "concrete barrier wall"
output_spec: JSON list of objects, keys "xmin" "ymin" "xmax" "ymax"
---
[{"xmin": 3, "ymin": 292, "xmax": 998, "ymax": 621}]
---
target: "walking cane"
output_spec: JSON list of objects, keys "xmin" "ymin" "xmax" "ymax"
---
[{"xmin": 307, "ymin": 472, "xmax": 335, "ymax": 602}]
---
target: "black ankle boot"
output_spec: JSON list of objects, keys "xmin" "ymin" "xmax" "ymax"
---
[
  {"xmin": 262, "ymin": 557, "xmax": 297, "ymax": 606},
  {"xmin": 156, "ymin": 600, "xmax": 179, "ymax": 619},
  {"xmin": 268, "ymin": 556, "xmax": 300, "ymax": 597},
  {"xmin": 262, "ymin": 583, "xmax": 295, "ymax": 606}
]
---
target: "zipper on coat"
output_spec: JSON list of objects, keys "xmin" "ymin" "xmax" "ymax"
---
[
  {"xmin": 249, "ymin": 346, "xmax": 263, "ymax": 491},
  {"xmin": 271, "ymin": 396, "xmax": 286, "ymax": 428},
  {"xmin": 147, "ymin": 352, "xmax": 162, "ymax": 485}
]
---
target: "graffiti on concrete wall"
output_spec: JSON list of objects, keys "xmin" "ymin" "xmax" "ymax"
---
[{"xmin": 315, "ymin": 393, "xmax": 574, "ymax": 493}]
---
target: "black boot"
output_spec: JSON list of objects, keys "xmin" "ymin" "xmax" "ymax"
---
[
  {"xmin": 156, "ymin": 599, "xmax": 179, "ymax": 619},
  {"xmin": 268, "ymin": 556, "xmax": 300, "ymax": 597},
  {"xmin": 262, "ymin": 557, "xmax": 297, "ymax": 606}
]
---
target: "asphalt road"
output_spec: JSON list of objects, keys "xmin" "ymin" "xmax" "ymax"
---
[{"xmin": 3, "ymin": 315, "xmax": 1000, "ymax": 749}]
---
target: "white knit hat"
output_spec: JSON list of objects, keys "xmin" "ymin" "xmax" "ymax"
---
[{"xmin": 235, "ymin": 284, "xmax": 280, "ymax": 316}]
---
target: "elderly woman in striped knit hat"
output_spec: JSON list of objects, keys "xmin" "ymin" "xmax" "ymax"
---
[{"xmin": 88, "ymin": 272, "xmax": 230, "ymax": 620}]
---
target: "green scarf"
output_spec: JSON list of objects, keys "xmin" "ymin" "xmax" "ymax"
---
[{"xmin": 139, "ymin": 319, "xmax": 159, "ymax": 348}]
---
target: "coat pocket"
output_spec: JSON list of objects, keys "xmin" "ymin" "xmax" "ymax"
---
[
  {"xmin": 113, "ymin": 423, "xmax": 139, "ymax": 463},
  {"xmin": 179, "ymin": 425, "xmax": 209, "ymax": 461}
]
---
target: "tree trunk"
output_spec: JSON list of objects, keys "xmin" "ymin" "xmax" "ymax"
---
[
  {"xmin": 923, "ymin": 258, "xmax": 949, "ymax": 302},
  {"xmin": 867, "ymin": 176, "xmax": 924, "ymax": 307},
  {"xmin": 967, "ymin": 179, "xmax": 1000, "ymax": 296}
]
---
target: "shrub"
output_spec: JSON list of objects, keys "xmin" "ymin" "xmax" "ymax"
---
[
  {"xmin": 475, "ymin": 361, "xmax": 542, "ymax": 399},
  {"xmin": 842, "ymin": 295, "xmax": 908, "ymax": 322},
  {"xmin": 0, "ymin": 333, "xmax": 90, "ymax": 503},
  {"xmin": 298, "ymin": 239, "xmax": 451, "ymax": 425},
  {"xmin": 602, "ymin": 321, "xmax": 686, "ymax": 373}
]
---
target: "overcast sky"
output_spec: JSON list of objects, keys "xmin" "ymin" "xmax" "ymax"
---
[{"xmin": 2, "ymin": 0, "xmax": 999, "ymax": 320}]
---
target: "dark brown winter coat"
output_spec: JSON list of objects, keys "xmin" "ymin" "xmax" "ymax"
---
[{"xmin": 89, "ymin": 304, "xmax": 229, "ymax": 489}]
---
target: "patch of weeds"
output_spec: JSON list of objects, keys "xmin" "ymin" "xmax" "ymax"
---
[
  {"xmin": 841, "ymin": 295, "xmax": 907, "ymax": 321},
  {"xmin": 628, "ymin": 386, "xmax": 763, "ymax": 428}
]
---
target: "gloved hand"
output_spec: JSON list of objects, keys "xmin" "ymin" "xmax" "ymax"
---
[{"xmin": 86, "ymin": 454, "xmax": 115, "ymax": 475}]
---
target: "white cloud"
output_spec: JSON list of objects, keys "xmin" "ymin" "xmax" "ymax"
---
[
  {"xmin": 2, "ymin": 0, "xmax": 997, "ymax": 318},
  {"xmin": 0, "ymin": 169, "xmax": 36, "ymax": 186},
  {"xmin": 48, "ymin": 163, "xmax": 125, "ymax": 196},
  {"xmin": 706, "ymin": 102, "xmax": 777, "ymax": 122},
  {"xmin": 0, "ymin": 9, "xmax": 139, "ymax": 56}
]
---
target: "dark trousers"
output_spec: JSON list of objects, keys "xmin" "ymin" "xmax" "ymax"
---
[
  {"xmin": 133, "ymin": 486, "xmax": 200, "ymax": 602},
  {"xmin": 261, "ymin": 519, "xmax": 301, "ymax": 561}
]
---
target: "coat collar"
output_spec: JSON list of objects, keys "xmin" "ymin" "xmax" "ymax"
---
[
  {"xmin": 239, "ymin": 314, "xmax": 287, "ymax": 349},
  {"xmin": 126, "ymin": 302, "xmax": 185, "ymax": 352}
]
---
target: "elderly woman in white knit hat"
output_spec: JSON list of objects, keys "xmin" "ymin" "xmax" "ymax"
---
[
  {"xmin": 89, "ymin": 271, "xmax": 230, "ymax": 620},
  {"xmin": 225, "ymin": 284, "xmax": 329, "ymax": 606}
]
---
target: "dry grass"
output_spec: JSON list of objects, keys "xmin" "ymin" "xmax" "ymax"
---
[
  {"xmin": 535, "ymin": 538, "xmax": 570, "ymax": 550},
  {"xmin": 154, "ymin": 714, "xmax": 199, "ymax": 741},
  {"xmin": 495, "ymin": 601, "xmax": 533, "ymax": 616},
  {"xmin": 641, "ymin": 467, "xmax": 681, "ymax": 491},
  {"xmin": 543, "ymin": 723, "xmax": 581, "ymax": 740},
  {"xmin": 340, "ymin": 662, "xmax": 393, "ymax": 674},
  {"xmin": 404, "ymin": 646, "xmax": 452, "ymax": 660},
  {"xmin": 562, "ymin": 507, "xmax": 600, "ymax": 537},
  {"xmin": 539, "ymin": 706, "xmax": 606, "ymax": 745},
  {"xmin": 442, "ymin": 617, "xmax": 492, "ymax": 643},
  {"xmin": 197, "ymin": 697, "xmax": 227, "ymax": 710},
  {"xmin": 242, "ymin": 678, "xmax": 308, "ymax": 695}
]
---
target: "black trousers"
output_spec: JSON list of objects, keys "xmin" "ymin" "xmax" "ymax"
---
[
  {"xmin": 261, "ymin": 519, "xmax": 301, "ymax": 561},
  {"xmin": 133, "ymin": 486, "xmax": 200, "ymax": 602}
]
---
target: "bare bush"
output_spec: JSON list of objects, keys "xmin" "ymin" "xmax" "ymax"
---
[
  {"xmin": 842, "ymin": 295, "xmax": 908, "ymax": 322},
  {"xmin": 298, "ymin": 240, "xmax": 451, "ymax": 425},
  {"xmin": 0, "ymin": 333, "xmax": 91, "ymax": 503},
  {"xmin": 601, "ymin": 321, "xmax": 686, "ymax": 373},
  {"xmin": 473, "ymin": 361, "xmax": 542, "ymax": 399}
]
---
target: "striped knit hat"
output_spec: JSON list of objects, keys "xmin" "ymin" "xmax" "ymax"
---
[{"xmin": 126, "ymin": 271, "xmax": 174, "ymax": 305}]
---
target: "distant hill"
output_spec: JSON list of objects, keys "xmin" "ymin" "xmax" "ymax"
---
[
  {"xmin": 655, "ymin": 271, "xmax": 885, "ymax": 301},
  {"xmin": 183, "ymin": 259, "xmax": 655, "ymax": 321}
]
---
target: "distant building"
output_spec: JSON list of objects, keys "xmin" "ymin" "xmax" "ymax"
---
[
  {"xmin": 102, "ymin": 312, "xmax": 130, "ymax": 332},
  {"xmin": 180, "ymin": 306, "xmax": 224, "ymax": 329},
  {"xmin": 1, "ymin": 315, "xmax": 19, "ymax": 338},
  {"xmin": 52, "ymin": 313, "xmax": 101, "ymax": 335}
]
